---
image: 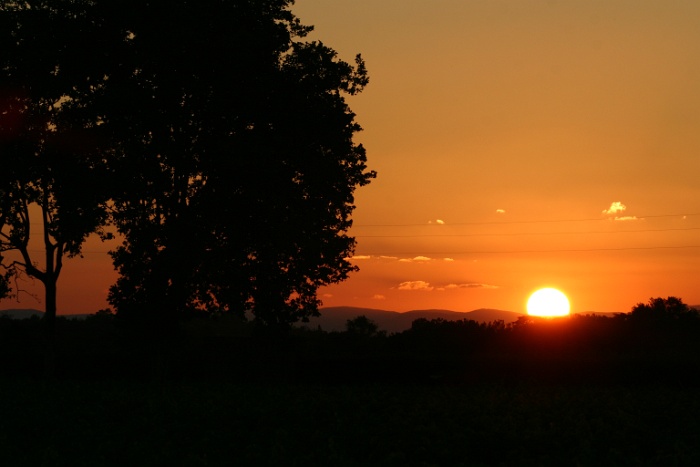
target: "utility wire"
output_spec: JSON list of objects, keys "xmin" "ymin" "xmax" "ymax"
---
[
  {"xmin": 354, "ymin": 245, "xmax": 700, "ymax": 256},
  {"xmin": 357, "ymin": 226, "xmax": 700, "ymax": 238},
  {"xmin": 354, "ymin": 212, "xmax": 700, "ymax": 228}
]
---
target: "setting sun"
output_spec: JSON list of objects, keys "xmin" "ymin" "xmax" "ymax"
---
[{"xmin": 527, "ymin": 288, "xmax": 570, "ymax": 317}]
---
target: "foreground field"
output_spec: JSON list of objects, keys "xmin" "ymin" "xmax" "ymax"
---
[
  {"xmin": 2, "ymin": 313, "xmax": 700, "ymax": 465},
  {"xmin": 1, "ymin": 379, "xmax": 699, "ymax": 466}
]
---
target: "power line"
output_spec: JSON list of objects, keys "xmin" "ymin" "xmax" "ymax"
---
[
  {"xmin": 353, "ymin": 213, "xmax": 700, "ymax": 228},
  {"xmin": 355, "ymin": 245, "xmax": 700, "ymax": 256},
  {"xmin": 357, "ymin": 226, "xmax": 700, "ymax": 238}
]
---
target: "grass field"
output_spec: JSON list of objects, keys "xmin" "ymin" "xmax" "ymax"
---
[{"xmin": 1, "ymin": 379, "xmax": 699, "ymax": 466}]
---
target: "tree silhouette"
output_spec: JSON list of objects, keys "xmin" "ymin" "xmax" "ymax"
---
[
  {"xmin": 629, "ymin": 296, "xmax": 699, "ymax": 323},
  {"xmin": 80, "ymin": 1, "xmax": 375, "ymax": 326},
  {"xmin": 0, "ymin": 2, "xmax": 112, "ymax": 330},
  {"xmin": 346, "ymin": 315, "xmax": 382, "ymax": 337},
  {"xmin": 1, "ymin": 1, "xmax": 373, "ymax": 330}
]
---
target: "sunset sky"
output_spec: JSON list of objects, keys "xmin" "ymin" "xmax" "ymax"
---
[
  {"xmin": 296, "ymin": 0, "xmax": 700, "ymax": 314},
  {"xmin": 4, "ymin": 0, "xmax": 700, "ymax": 315}
]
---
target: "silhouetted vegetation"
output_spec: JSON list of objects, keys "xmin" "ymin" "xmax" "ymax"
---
[
  {"xmin": 0, "ymin": 297, "xmax": 697, "ymax": 385},
  {"xmin": 1, "ymin": 298, "xmax": 700, "ymax": 464},
  {"xmin": 0, "ymin": 0, "xmax": 112, "ymax": 329},
  {"xmin": 345, "ymin": 314, "xmax": 386, "ymax": 337},
  {"xmin": 0, "ymin": 0, "xmax": 374, "ymax": 329}
]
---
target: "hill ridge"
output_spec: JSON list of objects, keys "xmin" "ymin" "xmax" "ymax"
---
[{"xmin": 310, "ymin": 306, "xmax": 524, "ymax": 333}]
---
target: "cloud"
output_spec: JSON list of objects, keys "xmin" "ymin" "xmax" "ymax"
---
[
  {"xmin": 496, "ymin": 209, "xmax": 505, "ymax": 214},
  {"xmin": 346, "ymin": 255, "xmax": 371, "ymax": 261},
  {"xmin": 444, "ymin": 283, "xmax": 499, "ymax": 289},
  {"xmin": 372, "ymin": 294, "xmax": 386, "ymax": 300},
  {"xmin": 322, "ymin": 293, "xmax": 333, "ymax": 298},
  {"xmin": 428, "ymin": 219, "xmax": 446, "ymax": 224},
  {"xmin": 443, "ymin": 258, "xmax": 455, "ymax": 262},
  {"xmin": 398, "ymin": 281, "xmax": 434, "ymax": 291},
  {"xmin": 379, "ymin": 255, "xmax": 398, "ymax": 260},
  {"xmin": 602, "ymin": 201, "xmax": 626, "ymax": 215},
  {"xmin": 399, "ymin": 256, "xmax": 432, "ymax": 263},
  {"xmin": 602, "ymin": 202, "xmax": 640, "ymax": 221}
]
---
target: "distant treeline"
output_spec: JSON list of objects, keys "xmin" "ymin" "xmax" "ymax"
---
[{"xmin": 1, "ymin": 297, "xmax": 699, "ymax": 386}]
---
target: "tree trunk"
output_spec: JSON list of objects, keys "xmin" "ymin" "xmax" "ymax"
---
[
  {"xmin": 44, "ymin": 277, "xmax": 57, "ymax": 331},
  {"xmin": 42, "ymin": 277, "xmax": 57, "ymax": 378}
]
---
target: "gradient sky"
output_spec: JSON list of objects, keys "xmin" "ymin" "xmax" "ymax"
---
[
  {"xmin": 295, "ymin": 0, "xmax": 700, "ymax": 314},
  {"xmin": 4, "ymin": 0, "xmax": 700, "ymax": 315}
]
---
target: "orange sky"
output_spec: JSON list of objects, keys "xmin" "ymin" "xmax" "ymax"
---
[
  {"xmin": 296, "ymin": 0, "xmax": 700, "ymax": 314},
  {"xmin": 4, "ymin": 0, "xmax": 700, "ymax": 315}
]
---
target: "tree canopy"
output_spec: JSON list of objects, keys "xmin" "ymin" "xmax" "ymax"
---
[
  {"xmin": 629, "ymin": 296, "xmax": 698, "ymax": 322},
  {"xmin": 0, "ymin": 1, "xmax": 112, "ymax": 327},
  {"xmin": 0, "ymin": 0, "xmax": 374, "ymax": 327}
]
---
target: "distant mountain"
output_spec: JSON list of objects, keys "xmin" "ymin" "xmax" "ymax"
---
[
  {"xmin": 306, "ymin": 306, "xmax": 525, "ymax": 333},
  {"xmin": 304, "ymin": 306, "xmax": 399, "ymax": 332},
  {"xmin": 0, "ymin": 308, "xmax": 43, "ymax": 320}
]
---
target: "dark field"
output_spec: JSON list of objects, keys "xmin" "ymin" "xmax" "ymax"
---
[
  {"xmin": 1, "ymin": 380, "xmax": 699, "ymax": 466},
  {"xmin": 2, "ymin": 314, "xmax": 700, "ymax": 465}
]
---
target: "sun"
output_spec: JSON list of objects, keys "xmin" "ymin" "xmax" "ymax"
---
[{"xmin": 527, "ymin": 288, "xmax": 570, "ymax": 317}]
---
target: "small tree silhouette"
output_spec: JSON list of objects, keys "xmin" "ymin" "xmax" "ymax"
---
[{"xmin": 345, "ymin": 315, "xmax": 381, "ymax": 337}]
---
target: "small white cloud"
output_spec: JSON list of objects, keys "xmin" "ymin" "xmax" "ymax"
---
[
  {"xmin": 347, "ymin": 255, "xmax": 371, "ymax": 261},
  {"xmin": 399, "ymin": 256, "xmax": 432, "ymax": 263},
  {"xmin": 372, "ymin": 294, "xmax": 386, "ymax": 300},
  {"xmin": 496, "ymin": 209, "xmax": 505, "ymax": 214},
  {"xmin": 445, "ymin": 283, "xmax": 499, "ymax": 289},
  {"xmin": 614, "ymin": 216, "xmax": 639, "ymax": 221},
  {"xmin": 436, "ymin": 219, "xmax": 445, "ymax": 225},
  {"xmin": 603, "ymin": 201, "xmax": 626, "ymax": 215},
  {"xmin": 379, "ymin": 255, "xmax": 398, "ymax": 260},
  {"xmin": 443, "ymin": 258, "xmax": 455, "ymax": 262},
  {"xmin": 322, "ymin": 293, "xmax": 333, "ymax": 298},
  {"xmin": 398, "ymin": 281, "xmax": 434, "ymax": 291}
]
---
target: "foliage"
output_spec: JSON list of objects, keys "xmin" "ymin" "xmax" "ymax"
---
[
  {"xmin": 345, "ymin": 315, "xmax": 382, "ymax": 336},
  {"xmin": 0, "ymin": 0, "xmax": 112, "ymax": 324},
  {"xmin": 629, "ymin": 296, "xmax": 698, "ymax": 322},
  {"xmin": 81, "ymin": 0, "xmax": 375, "ymax": 326},
  {"xmin": 1, "ymin": 296, "xmax": 700, "ymax": 386},
  {"xmin": 0, "ymin": 0, "xmax": 374, "ymax": 328}
]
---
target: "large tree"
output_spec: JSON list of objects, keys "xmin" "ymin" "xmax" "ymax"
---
[
  {"xmin": 97, "ymin": 1, "xmax": 375, "ymax": 326},
  {"xmin": 0, "ymin": 0, "xmax": 374, "ymax": 327},
  {"xmin": 0, "ymin": 1, "xmax": 112, "ymax": 329}
]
